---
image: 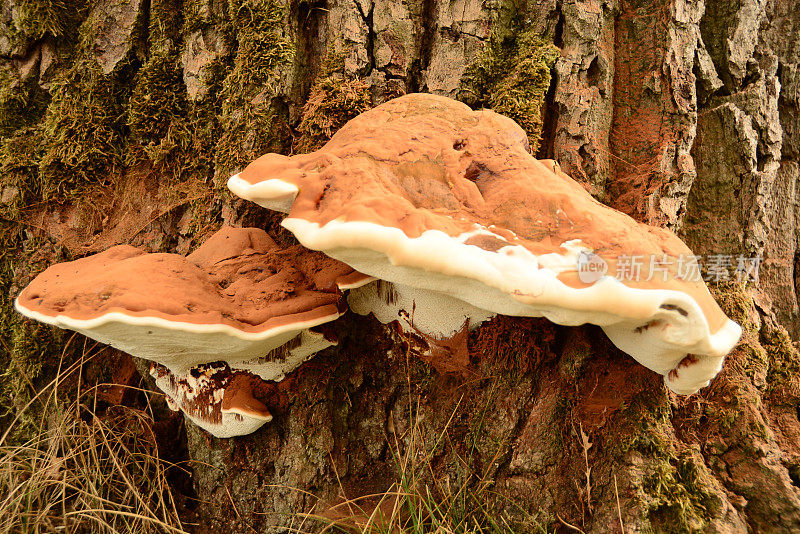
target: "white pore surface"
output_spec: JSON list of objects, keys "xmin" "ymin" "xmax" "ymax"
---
[
  {"xmin": 152, "ymin": 367, "xmax": 272, "ymax": 438},
  {"xmin": 14, "ymin": 298, "xmax": 342, "ymax": 377},
  {"xmin": 281, "ymin": 218, "xmax": 742, "ymax": 395},
  {"xmin": 348, "ymin": 280, "xmax": 494, "ymax": 339},
  {"xmin": 233, "ymin": 329, "xmax": 336, "ymax": 381},
  {"xmin": 227, "ymin": 174, "xmax": 298, "ymax": 213}
]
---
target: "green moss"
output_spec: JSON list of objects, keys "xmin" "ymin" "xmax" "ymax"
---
[
  {"xmin": 0, "ymin": 127, "xmax": 45, "ymax": 220},
  {"xmin": 708, "ymin": 281, "xmax": 800, "ymax": 393},
  {"xmin": 293, "ymin": 76, "xmax": 370, "ymax": 149},
  {"xmin": 183, "ymin": 0, "xmax": 229, "ymax": 36},
  {"xmin": 619, "ymin": 398, "xmax": 672, "ymax": 457},
  {"xmin": 761, "ymin": 324, "xmax": 800, "ymax": 393},
  {"xmin": 0, "ymin": 54, "xmax": 131, "ymax": 212},
  {"xmin": 127, "ymin": 0, "xmax": 186, "ymax": 147},
  {"xmin": 37, "ymin": 57, "xmax": 128, "ymax": 199},
  {"xmin": 293, "ymin": 60, "xmax": 372, "ymax": 153},
  {"xmin": 127, "ymin": 49, "xmax": 188, "ymax": 156},
  {"xmin": 215, "ymin": 100, "xmax": 288, "ymax": 180},
  {"xmin": 705, "ymin": 281, "xmax": 777, "ymax": 386},
  {"xmin": 213, "ymin": 0, "xmax": 294, "ymax": 178},
  {"xmin": 0, "ymin": 229, "xmax": 75, "ymax": 443},
  {"xmin": 0, "ymin": 0, "xmax": 87, "ymax": 57},
  {"xmin": 0, "ymin": 64, "xmax": 49, "ymax": 138},
  {"xmin": 148, "ymin": 0, "xmax": 185, "ymax": 46},
  {"xmin": 709, "ymin": 281, "xmax": 759, "ymax": 336},
  {"xmin": 614, "ymin": 397, "xmax": 720, "ymax": 532},
  {"xmin": 0, "ymin": 0, "xmax": 96, "ymax": 208},
  {"xmin": 124, "ymin": 0, "xmax": 223, "ymax": 182},
  {"xmin": 643, "ymin": 451, "xmax": 720, "ymax": 532},
  {"xmin": 459, "ymin": 24, "xmax": 559, "ymax": 152},
  {"xmin": 13, "ymin": 0, "xmax": 89, "ymax": 39}
]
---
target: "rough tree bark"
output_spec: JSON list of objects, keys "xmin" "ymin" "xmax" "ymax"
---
[{"xmin": 1, "ymin": 0, "xmax": 799, "ymax": 532}]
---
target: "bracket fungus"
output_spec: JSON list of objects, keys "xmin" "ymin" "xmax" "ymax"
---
[
  {"xmin": 347, "ymin": 279, "xmax": 494, "ymax": 373},
  {"xmin": 150, "ymin": 362, "xmax": 273, "ymax": 438},
  {"xmin": 347, "ymin": 279, "xmax": 495, "ymax": 340},
  {"xmin": 15, "ymin": 226, "xmax": 369, "ymax": 436},
  {"xmin": 228, "ymin": 92, "xmax": 742, "ymax": 395},
  {"xmin": 15, "ymin": 226, "xmax": 362, "ymax": 378}
]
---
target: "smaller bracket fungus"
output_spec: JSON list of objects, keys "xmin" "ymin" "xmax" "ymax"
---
[
  {"xmin": 15, "ymin": 226, "xmax": 365, "ymax": 382},
  {"xmin": 348, "ymin": 280, "xmax": 494, "ymax": 339},
  {"xmin": 348, "ymin": 280, "xmax": 494, "ymax": 372},
  {"xmin": 150, "ymin": 362, "xmax": 273, "ymax": 438},
  {"xmin": 228, "ymin": 93, "xmax": 742, "ymax": 395}
]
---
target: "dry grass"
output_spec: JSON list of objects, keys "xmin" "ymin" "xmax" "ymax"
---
[
  {"xmin": 298, "ymin": 359, "xmax": 548, "ymax": 534},
  {"xmin": 0, "ymin": 335, "xmax": 550, "ymax": 533},
  {"xmin": 298, "ymin": 405, "xmax": 546, "ymax": 533},
  {"xmin": 0, "ymin": 344, "xmax": 188, "ymax": 534}
]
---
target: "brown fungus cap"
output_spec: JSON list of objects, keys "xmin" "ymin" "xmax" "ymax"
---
[
  {"xmin": 16, "ymin": 226, "xmax": 364, "ymax": 378},
  {"xmin": 221, "ymin": 374, "xmax": 273, "ymax": 420},
  {"xmin": 228, "ymin": 93, "xmax": 742, "ymax": 395}
]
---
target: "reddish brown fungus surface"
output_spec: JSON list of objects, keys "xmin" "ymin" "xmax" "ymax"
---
[
  {"xmin": 235, "ymin": 94, "xmax": 728, "ymax": 333},
  {"xmin": 17, "ymin": 226, "xmax": 359, "ymax": 332}
]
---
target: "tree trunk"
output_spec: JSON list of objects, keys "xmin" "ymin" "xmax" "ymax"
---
[{"xmin": 1, "ymin": 0, "xmax": 799, "ymax": 532}]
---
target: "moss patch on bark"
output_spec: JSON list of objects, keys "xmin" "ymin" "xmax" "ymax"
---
[
  {"xmin": 0, "ymin": 230, "xmax": 79, "ymax": 444},
  {"xmin": 459, "ymin": 18, "xmax": 559, "ymax": 153},
  {"xmin": 212, "ymin": 0, "xmax": 294, "ymax": 178},
  {"xmin": 292, "ymin": 55, "xmax": 373, "ymax": 153},
  {"xmin": 37, "ymin": 57, "xmax": 130, "ymax": 197},
  {"xmin": 613, "ymin": 394, "xmax": 722, "ymax": 532}
]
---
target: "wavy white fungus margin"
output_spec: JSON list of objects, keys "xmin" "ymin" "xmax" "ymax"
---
[
  {"xmin": 337, "ymin": 275, "xmax": 377, "ymax": 290},
  {"xmin": 14, "ymin": 299, "xmax": 341, "ymax": 380},
  {"xmin": 281, "ymin": 217, "xmax": 742, "ymax": 395},
  {"xmin": 228, "ymin": 173, "xmax": 298, "ymax": 213}
]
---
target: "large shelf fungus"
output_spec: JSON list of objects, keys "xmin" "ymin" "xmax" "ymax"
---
[
  {"xmin": 228, "ymin": 93, "xmax": 742, "ymax": 395},
  {"xmin": 15, "ymin": 226, "xmax": 370, "ymax": 436}
]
